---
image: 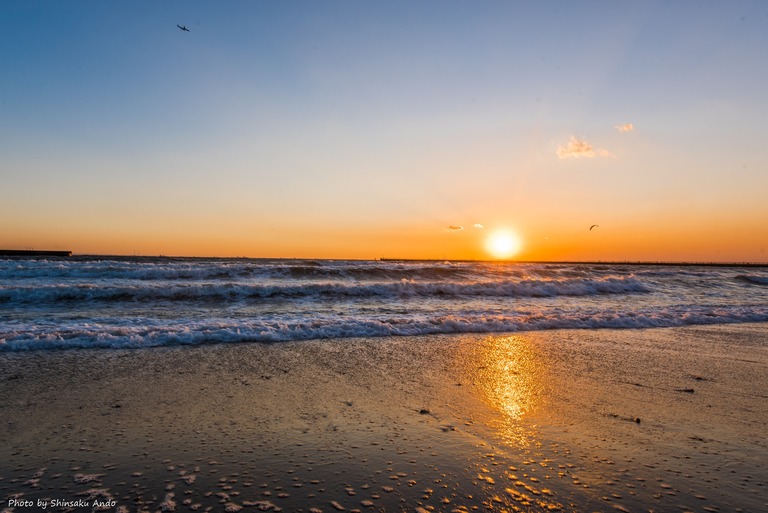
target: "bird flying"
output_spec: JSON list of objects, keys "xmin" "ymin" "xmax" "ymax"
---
[
  {"xmin": 589, "ymin": 224, "xmax": 599, "ymax": 231},
  {"xmin": 177, "ymin": 24, "xmax": 190, "ymax": 32}
]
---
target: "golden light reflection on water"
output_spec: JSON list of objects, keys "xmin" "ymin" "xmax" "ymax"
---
[{"xmin": 461, "ymin": 334, "xmax": 546, "ymax": 447}]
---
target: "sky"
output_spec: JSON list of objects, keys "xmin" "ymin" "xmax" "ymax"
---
[{"xmin": 2, "ymin": 1, "xmax": 767, "ymax": 261}]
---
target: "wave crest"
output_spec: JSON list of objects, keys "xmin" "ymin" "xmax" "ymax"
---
[
  {"xmin": 0, "ymin": 276, "xmax": 651, "ymax": 305},
  {"xmin": 3, "ymin": 305, "xmax": 767, "ymax": 351}
]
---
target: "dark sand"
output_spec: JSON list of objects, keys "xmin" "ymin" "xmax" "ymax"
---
[{"xmin": 1, "ymin": 324, "xmax": 766, "ymax": 512}]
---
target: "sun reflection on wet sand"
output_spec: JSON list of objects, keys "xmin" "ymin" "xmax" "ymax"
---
[
  {"xmin": 459, "ymin": 334, "xmax": 547, "ymax": 447},
  {"xmin": 3, "ymin": 328, "xmax": 762, "ymax": 512}
]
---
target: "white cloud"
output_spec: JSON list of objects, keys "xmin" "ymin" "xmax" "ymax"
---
[
  {"xmin": 557, "ymin": 136, "xmax": 595, "ymax": 159},
  {"xmin": 615, "ymin": 123, "xmax": 634, "ymax": 133},
  {"xmin": 473, "ymin": 224, "xmax": 484, "ymax": 229},
  {"xmin": 557, "ymin": 136, "xmax": 614, "ymax": 159}
]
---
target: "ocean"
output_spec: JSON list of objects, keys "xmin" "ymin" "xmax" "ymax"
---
[{"xmin": 2, "ymin": 256, "xmax": 768, "ymax": 351}]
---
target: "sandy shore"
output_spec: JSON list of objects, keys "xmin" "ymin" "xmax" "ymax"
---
[{"xmin": 1, "ymin": 324, "xmax": 766, "ymax": 512}]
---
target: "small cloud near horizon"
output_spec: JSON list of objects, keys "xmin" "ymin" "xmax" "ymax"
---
[
  {"xmin": 473, "ymin": 224, "xmax": 484, "ymax": 229},
  {"xmin": 615, "ymin": 123, "xmax": 634, "ymax": 133},
  {"xmin": 557, "ymin": 136, "xmax": 613, "ymax": 159},
  {"xmin": 446, "ymin": 225, "xmax": 464, "ymax": 231}
]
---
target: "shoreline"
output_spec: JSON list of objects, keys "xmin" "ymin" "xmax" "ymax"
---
[{"xmin": 1, "ymin": 324, "xmax": 766, "ymax": 511}]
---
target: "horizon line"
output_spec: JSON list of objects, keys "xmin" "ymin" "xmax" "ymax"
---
[{"xmin": 3, "ymin": 250, "xmax": 767, "ymax": 267}]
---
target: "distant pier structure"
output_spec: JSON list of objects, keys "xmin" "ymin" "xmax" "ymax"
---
[{"xmin": 0, "ymin": 249, "xmax": 72, "ymax": 257}]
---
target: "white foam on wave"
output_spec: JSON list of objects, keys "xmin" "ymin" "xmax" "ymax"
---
[
  {"xmin": 3, "ymin": 305, "xmax": 768, "ymax": 352},
  {"xmin": 3, "ymin": 258, "xmax": 767, "ymax": 352}
]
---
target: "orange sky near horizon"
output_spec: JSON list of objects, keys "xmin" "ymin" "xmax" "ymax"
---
[{"xmin": 4, "ymin": 210, "xmax": 766, "ymax": 262}]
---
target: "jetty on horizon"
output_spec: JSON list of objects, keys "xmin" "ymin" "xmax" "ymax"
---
[{"xmin": 0, "ymin": 249, "xmax": 72, "ymax": 257}]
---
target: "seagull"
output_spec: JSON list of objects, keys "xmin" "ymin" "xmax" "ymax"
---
[
  {"xmin": 177, "ymin": 24, "xmax": 190, "ymax": 32},
  {"xmin": 589, "ymin": 224, "xmax": 599, "ymax": 231}
]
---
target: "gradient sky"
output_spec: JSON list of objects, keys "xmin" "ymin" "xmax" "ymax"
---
[{"xmin": 2, "ymin": 1, "xmax": 767, "ymax": 261}]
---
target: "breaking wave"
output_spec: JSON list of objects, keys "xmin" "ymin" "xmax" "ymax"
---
[
  {"xmin": 2, "ymin": 257, "xmax": 767, "ymax": 351},
  {"xmin": 0, "ymin": 276, "xmax": 650, "ymax": 305},
  {"xmin": 3, "ymin": 305, "xmax": 768, "ymax": 351}
]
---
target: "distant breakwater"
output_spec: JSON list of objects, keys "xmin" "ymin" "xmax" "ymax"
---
[{"xmin": 0, "ymin": 249, "xmax": 72, "ymax": 257}]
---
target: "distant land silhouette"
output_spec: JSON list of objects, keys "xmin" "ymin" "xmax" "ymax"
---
[{"xmin": 0, "ymin": 249, "xmax": 71, "ymax": 257}]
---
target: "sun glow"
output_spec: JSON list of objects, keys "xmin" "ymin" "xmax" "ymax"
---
[{"xmin": 486, "ymin": 230, "xmax": 522, "ymax": 259}]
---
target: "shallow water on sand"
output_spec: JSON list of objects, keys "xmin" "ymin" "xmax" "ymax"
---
[{"xmin": 1, "ymin": 324, "xmax": 767, "ymax": 511}]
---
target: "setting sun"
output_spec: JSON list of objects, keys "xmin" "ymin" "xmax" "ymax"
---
[{"xmin": 485, "ymin": 230, "xmax": 522, "ymax": 259}]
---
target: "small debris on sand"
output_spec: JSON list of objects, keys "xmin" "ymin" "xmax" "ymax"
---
[{"xmin": 73, "ymin": 473, "xmax": 105, "ymax": 484}]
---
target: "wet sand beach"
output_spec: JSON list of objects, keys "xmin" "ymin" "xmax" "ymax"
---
[{"xmin": 1, "ymin": 324, "xmax": 766, "ymax": 512}]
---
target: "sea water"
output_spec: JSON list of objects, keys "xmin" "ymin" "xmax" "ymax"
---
[{"xmin": 1, "ymin": 256, "xmax": 767, "ymax": 351}]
